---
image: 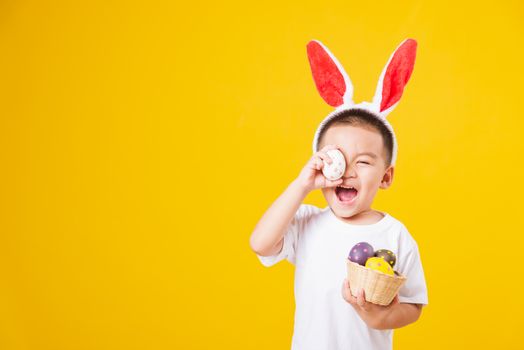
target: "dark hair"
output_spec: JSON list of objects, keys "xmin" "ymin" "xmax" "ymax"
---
[{"xmin": 317, "ymin": 108, "xmax": 394, "ymax": 167}]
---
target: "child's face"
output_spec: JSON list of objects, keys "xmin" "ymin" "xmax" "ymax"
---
[{"xmin": 319, "ymin": 124, "xmax": 394, "ymax": 221}]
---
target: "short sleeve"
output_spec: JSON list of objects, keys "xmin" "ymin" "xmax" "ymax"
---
[
  {"xmin": 256, "ymin": 204, "xmax": 317, "ymax": 267},
  {"xmin": 397, "ymin": 232, "xmax": 429, "ymax": 306}
]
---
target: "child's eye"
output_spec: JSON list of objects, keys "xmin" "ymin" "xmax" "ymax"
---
[{"xmin": 357, "ymin": 161, "xmax": 370, "ymax": 165}]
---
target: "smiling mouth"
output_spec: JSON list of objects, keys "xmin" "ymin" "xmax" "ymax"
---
[{"xmin": 335, "ymin": 186, "xmax": 358, "ymax": 203}]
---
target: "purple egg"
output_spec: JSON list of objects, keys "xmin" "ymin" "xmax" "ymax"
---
[{"xmin": 348, "ymin": 242, "xmax": 375, "ymax": 266}]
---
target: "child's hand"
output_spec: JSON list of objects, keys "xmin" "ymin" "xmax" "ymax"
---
[
  {"xmin": 342, "ymin": 278, "xmax": 399, "ymax": 329},
  {"xmin": 296, "ymin": 144, "xmax": 344, "ymax": 193}
]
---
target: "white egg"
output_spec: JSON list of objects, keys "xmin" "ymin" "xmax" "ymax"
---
[{"xmin": 322, "ymin": 149, "xmax": 346, "ymax": 180}]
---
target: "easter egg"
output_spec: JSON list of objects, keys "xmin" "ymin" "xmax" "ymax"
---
[
  {"xmin": 365, "ymin": 257, "xmax": 394, "ymax": 275},
  {"xmin": 375, "ymin": 249, "xmax": 397, "ymax": 268},
  {"xmin": 348, "ymin": 242, "xmax": 374, "ymax": 266},
  {"xmin": 322, "ymin": 149, "xmax": 346, "ymax": 181}
]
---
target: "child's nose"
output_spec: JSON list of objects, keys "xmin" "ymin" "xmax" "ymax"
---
[{"xmin": 344, "ymin": 164, "xmax": 357, "ymax": 178}]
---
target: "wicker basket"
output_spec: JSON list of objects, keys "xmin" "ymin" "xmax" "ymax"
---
[{"xmin": 346, "ymin": 259, "xmax": 407, "ymax": 306}]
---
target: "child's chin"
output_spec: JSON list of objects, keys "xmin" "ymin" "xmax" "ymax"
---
[{"xmin": 329, "ymin": 197, "xmax": 353, "ymax": 211}]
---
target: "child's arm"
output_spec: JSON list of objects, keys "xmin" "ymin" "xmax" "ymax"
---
[
  {"xmin": 379, "ymin": 303, "xmax": 422, "ymax": 329},
  {"xmin": 342, "ymin": 279, "xmax": 423, "ymax": 330},
  {"xmin": 249, "ymin": 144, "xmax": 343, "ymax": 256},
  {"xmin": 249, "ymin": 180, "xmax": 309, "ymax": 256}
]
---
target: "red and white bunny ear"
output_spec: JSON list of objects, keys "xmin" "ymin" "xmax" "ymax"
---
[
  {"xmin": 306, "ymin": 40, "xmax": 354, "ymax": 108},
  {"xmin": 372, "ymin": 39, "xmax": 417, "ymax": 117}
]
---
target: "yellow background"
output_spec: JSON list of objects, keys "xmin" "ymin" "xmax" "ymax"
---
[{"xmin": 0, "ymin": 1, "xmax": 522, "ymax": 349}]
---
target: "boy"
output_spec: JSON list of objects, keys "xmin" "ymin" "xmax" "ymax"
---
[{"xmin": 249, "ymin": 39, "xmax": 428, "ymax": 350}]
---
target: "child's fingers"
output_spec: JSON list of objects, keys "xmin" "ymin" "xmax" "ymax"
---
[
  {"xmin": 341, "ymin": 279, "xmax": 350, "ymax": 302},
  {"xmin": 357, "ymin": 289, "xmax": 366, "ymax": 308},
  {"xmin": 309, "ymin": 157, "xmax": 323, "ymax": 170},
  {"xmin": 313, "ymin": 152, "xmax": 332, "ymax": 166},
  {"xmin": 310, "ymin": 153, "xmax": 329, "ymax": 170},
  {"xmin": 342, "ymin": 279, "xmax": 357, "ymax": 305}
]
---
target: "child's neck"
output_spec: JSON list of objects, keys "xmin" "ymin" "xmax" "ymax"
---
[{"xmin": 336, "ymin": 209, "xmax": 385, "ymax": 225}]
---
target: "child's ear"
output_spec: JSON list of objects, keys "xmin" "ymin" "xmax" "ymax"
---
[{"xmin": 379, "ymin": 166, "xmax": 394, "ymax": 189}]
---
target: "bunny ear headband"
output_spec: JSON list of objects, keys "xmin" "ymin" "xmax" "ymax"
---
[{"xmin": 307, "ymin": 38, "xmax": 418, "ymax": 166}]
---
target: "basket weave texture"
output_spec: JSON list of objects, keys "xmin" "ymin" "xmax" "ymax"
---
[{"xmin": 347, "ymin": 259, "xmax": 407, "ymax": 306}]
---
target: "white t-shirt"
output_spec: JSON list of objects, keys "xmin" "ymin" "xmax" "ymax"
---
[{"xmin": 256, "ymin": 204, "xmax": 429, "ymax": 350}]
